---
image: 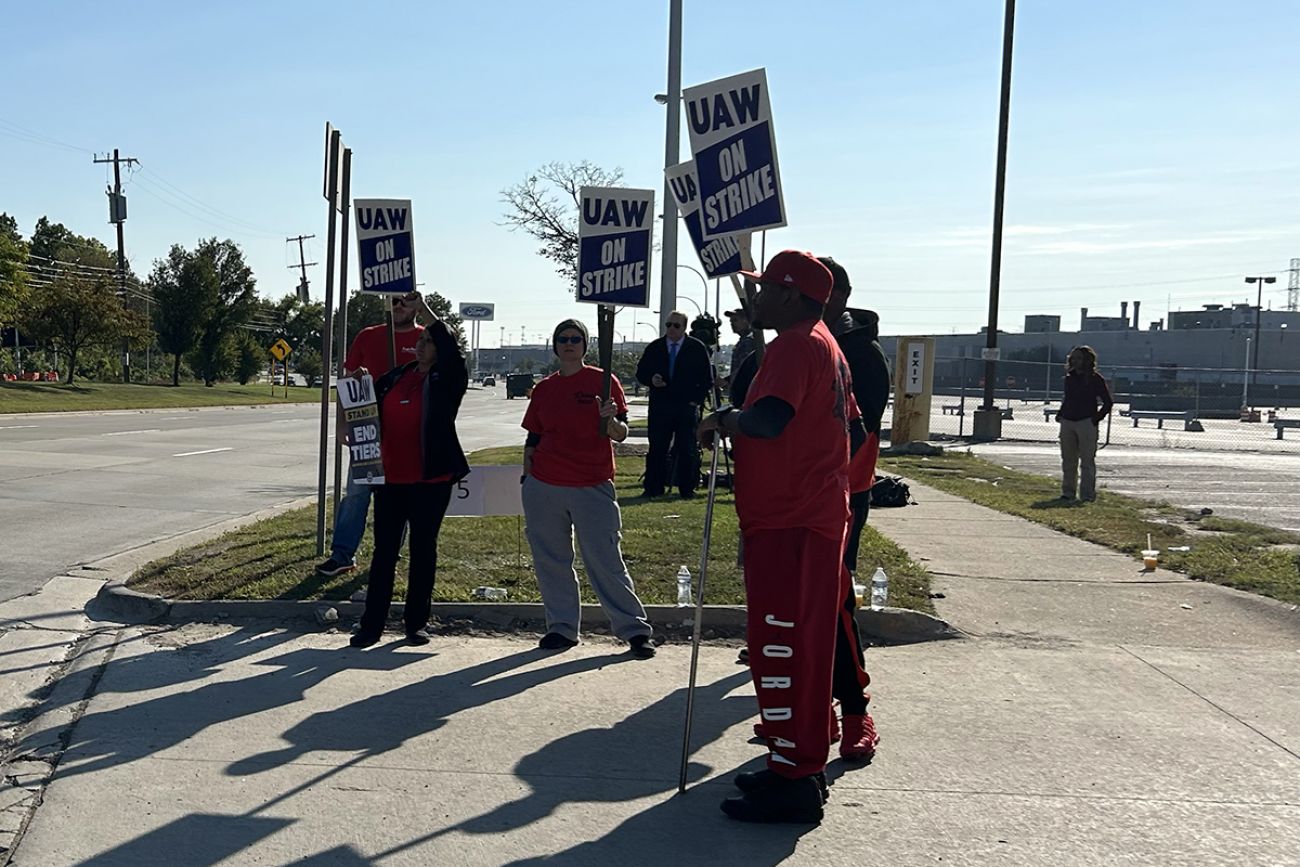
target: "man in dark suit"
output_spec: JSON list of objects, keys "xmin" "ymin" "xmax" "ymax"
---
[{"xmin": 636, "ymin": 310, "xmax": 713, "ymax": 498}]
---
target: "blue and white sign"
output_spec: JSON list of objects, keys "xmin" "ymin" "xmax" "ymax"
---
[
  {"xmin": 682, "ymin": 68, "xmax": 786, "ymax": 239},
  {"xmin": 665, "ymin": 160, "xmax": 742, "ymax": 278},
  {"xmin": 354, "ymin": 198, "xmax": 416, "ymax": 295},
  {"xmin": 576, "ymin": 186, "xmax": 654, "ymax": 308}
]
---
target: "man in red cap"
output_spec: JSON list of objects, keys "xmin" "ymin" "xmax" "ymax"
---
[{"xmin": 698, "ymin": 249, "xmax": 864, "ymax": 824}]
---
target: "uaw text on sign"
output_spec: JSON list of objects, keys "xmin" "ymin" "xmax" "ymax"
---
[
  {"xmin": 354, "ymin": 198, "xmax": 417, "ymax": 295},
  {"xmin": 576, "ymin": 186, "xmax": 655, "ymax": 307},
  {"xmin": 683, "ymin": 68, "xmax": 786, "ymax": 239}
]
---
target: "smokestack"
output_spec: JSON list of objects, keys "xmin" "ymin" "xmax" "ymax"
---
[
  {"xmin": 1121, "ymin": 301, "xmax": 1128, "ymax": 321},
  {"xmin": 1081, "ymin": 307, "xmax": 1089, "ymax": 330},
  {"xmin": 1132, "ymin": 300, "xmax": 1141, "ymax": 330}
]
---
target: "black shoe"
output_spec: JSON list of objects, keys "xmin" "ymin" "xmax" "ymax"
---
[
  {"xmin": 317, "ymin": 557, "xmax": 356, "ymax": 577},
  {"xmin": 721, "ymin": 774, "xmax": 825, "ymax": 824},
  {"xmin": 538, "ymin": 632, "xmax": 578, "ymax": 651},
  {"xmin": 628, "ymin": 635, "xmax": 656, "ymax": 659},
  {"xmin": 349, "ymin": 630, "xmax": 381, "ymax": 648},
  {"xmin": 736, "ymin": 647, "xmax": 750, "ymax": 666},
  {"xmin": 733, "ymin": 769, "xmax": 829, "ymax": 803},
  {"xmin": 406, "ymin": 629, "xmax": 432, "ymax": 646}
]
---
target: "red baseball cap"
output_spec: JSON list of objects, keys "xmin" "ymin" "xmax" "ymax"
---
[{"xmin": 739, "ymin": 250, "xmax": 834, "ymax": 305}]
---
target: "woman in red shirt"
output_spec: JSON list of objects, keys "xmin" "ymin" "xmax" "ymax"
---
[
  {"xmin": 521, "ymin": 319, "xmax": 655, "ymax": 658},
  {"xmin": 350, "ymin": 319, "xmax": 469, "ymax": 648}
]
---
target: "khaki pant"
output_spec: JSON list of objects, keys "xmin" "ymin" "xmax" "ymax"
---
[{"xmin": 1059, "ymin": 418, "xmax": 1099, "ymax": 500}]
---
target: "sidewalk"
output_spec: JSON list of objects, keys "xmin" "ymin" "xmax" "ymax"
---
[{"xmin": 1, "ymin": 482, "xmax": 1297, "ymax": 865}]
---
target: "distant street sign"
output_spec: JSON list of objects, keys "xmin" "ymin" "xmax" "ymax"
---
[
  {"xmin": 665, "ymin": 160, "xmax": 741, "ymax": 278},
  {"xmin": 981, "ymin": 347, "xmax": 1001, "ymax": 361},
  {"xmin": 683, "ymin": 68, "xmax": 786, "ymax": 239},
  {"xmin": 354, "ymin": 199, "xmax": 416, "ymax": 296},
  {"xmin": 269, "ymin": 338, "xmax": 292, "ymax": 361},
  {"xmin": 322, "ymin": 123, "xmax": 344, "ymax": 212},
  {"xmin": 577, "ymin": 186, "xmax": 655, "ymax": 308},
  {"xmin": 459, "ymin": 303, "xmax": 495, "ymax": 321}
]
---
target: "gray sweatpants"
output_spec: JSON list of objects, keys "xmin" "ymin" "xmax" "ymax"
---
[
  {"xmin": 522, "ymin": 476, "xmax": 652, "ymax": 642},
  {"xmin": 1059, "ymin": 417, "xmax": 1100, "ymax": 500}
]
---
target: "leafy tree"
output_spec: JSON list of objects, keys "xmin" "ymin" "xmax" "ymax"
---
[
  {"xmin": 191, "ymin": 239, "xmax": 256, "ymax": 385},
  {"xmin": 233, "ymin": 330, "xmax": 264, "ymax": 385},
  {"xmin": 500, "ymin": 161, "xmax": 623, "ymax": 284},
  {"xmin": 22, "ymin": 271, "xmax": 129, "ymax": 385},
  {"xmin": 0, "ymin": 213, "xmax": 29, "ymax": 326},
  {"xmin": 294, "ymin": 346, "xmax": 323, "ymax": 383},
  {"xmin": 149, "ymin": 244, "xmax": 213, "ymax": 386}
]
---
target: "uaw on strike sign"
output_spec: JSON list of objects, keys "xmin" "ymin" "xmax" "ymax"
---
[
  {"xmin": 576, "ymin": 186, "xmax": 654, "ymax": 307},
  {"xmin": 683, "ymin": 68, "xmax": 786, "ymax": 239},
  {"xmin": 665, "ymin": 160, "xmax": 741, "ymax": 278},
  {"xmin": 355, "ymin": 199, "xmax": 416, "ymax": 295}
]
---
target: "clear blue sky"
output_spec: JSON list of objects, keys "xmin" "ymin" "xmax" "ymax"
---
[{"xmin": 4, "ymin": 0, "xmax": 1298, "ymax": 346}]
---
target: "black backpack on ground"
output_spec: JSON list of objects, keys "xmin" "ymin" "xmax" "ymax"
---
[{"xmin": 869, "ymin": 475, "xmax": 913, "ymax": 507}]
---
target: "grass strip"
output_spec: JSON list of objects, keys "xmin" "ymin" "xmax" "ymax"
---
[
  {"xmin": 131, "ymin": 446, "xmax": 934, "ymax": 611},
  {"xmin": 880, "ymin": 450, "xmax": 1300, "ymax": 605},
  {"xmin": 0, "ymin": 381, "xmax": 312, "ymax": 413}
]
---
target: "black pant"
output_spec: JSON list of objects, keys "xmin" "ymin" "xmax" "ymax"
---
[
  {"xmin": 644, "ymin": 401, "xmax": 700, "ymax": 496},
  {"xmin": 832, "ymin": 491, "xmax": 872, "ymax": 715},
  {"xmin": 359, "ymin": 482, "xmax": 453, "ymax": 636}
]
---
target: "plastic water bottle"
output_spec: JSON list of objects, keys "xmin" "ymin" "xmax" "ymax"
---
[
  {"xmin": 870, "ymin": 567, "xmax": 889, "ymax": 610},
  {"xmin": 676, "ymin": 565, "xmax": 693, "ymax": 607}
]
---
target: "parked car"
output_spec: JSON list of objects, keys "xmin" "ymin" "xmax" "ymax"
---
[
  {"xmin": 506, "ymin": 373, "xmax": 534, "ymax": 399},
  {"xmin": 482, "ymin": 375, "xmax": 496, "ymax": 387}
]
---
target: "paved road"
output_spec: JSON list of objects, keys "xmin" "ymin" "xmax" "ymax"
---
[
  {"xmin": 0, "ymin": 387, "xmax": 544, "ymax": 603},
  {"xmin": 971, "ymin": 441, "xmax": 1300, "ymax": 532}
]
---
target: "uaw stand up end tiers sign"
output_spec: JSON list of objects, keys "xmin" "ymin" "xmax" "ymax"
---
[
  {"xmin": 683, "ymin": 68, "xmax": 786, "ymax": 239},
  {"xmin": 355, "ymin": 199, "xmax": 416, "ymax": 295},
  {"xmin": 338, "ymin": 375, "xmax": 384, "ymax": 485},
  {"xmin": 576, "ymin": 186, "xmax": 655, "ymax": 308}
]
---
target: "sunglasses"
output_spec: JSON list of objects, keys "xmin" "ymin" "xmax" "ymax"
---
[
  {"xmin": 666, "ymin": 322, "xmax": 685, "ymax": 329},
  {"xmin": 555, "ymin": 335, "xmax": 585, "ymax": 344},
  {"xmin": 392, "ymin": 296, "xmax": 418, "ymax": 307}
]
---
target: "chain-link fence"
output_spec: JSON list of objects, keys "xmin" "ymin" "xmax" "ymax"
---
[{"xmin": 917, "ymin": 357, "xmax": 1300, "ymax": 453}]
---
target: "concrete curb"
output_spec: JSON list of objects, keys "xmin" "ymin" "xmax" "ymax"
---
[{"xmin": 89, "ymin": 584, "xmax": 962, "ymax": 645}]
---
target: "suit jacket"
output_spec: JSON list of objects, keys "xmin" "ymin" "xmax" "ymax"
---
[{"xmin": 636, "ymin": 334, "xmax": 712, "ymax": 408}]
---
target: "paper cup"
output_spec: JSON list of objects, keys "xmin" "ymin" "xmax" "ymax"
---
[{"xmin": 1141, "ymin": 550, "xmax": 1159, "ymax": 571}]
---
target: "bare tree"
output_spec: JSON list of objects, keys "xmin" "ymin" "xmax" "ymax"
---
[{"xmin": 500, "ymin": 161, "xmax": 623, "ymax": 284}]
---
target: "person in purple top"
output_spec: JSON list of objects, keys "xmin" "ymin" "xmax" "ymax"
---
[{"xmin": 1053, "ymin": 345, "xmax": 1114, "ymax": 502}]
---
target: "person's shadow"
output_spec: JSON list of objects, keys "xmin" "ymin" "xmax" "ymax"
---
[{"xmin": 373, "ymin": 669, "xmax": 811, "ymax": 865}]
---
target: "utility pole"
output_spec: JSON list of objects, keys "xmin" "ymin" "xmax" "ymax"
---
[
  {"xmin": 1244, "ymin": 275, "xmax": 1276, "ymax": 398},
  {"xmin": 94, "ymin": 148, "xmax": 140, "ymax": 382},
  {"xmin": 286, "ymin": 234, "xmax": 317, "ymax": 302}
]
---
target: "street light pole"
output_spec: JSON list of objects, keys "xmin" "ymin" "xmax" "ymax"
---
[
  {"xmin": 975, "ymin": 0, "xmax": 1017, "ymax": 442},
  {"xmin": 677, "ymin": 264, "xmax": 708, "ymax": 315},
  {"xmin": 1244, "ymin": 275, "xmax": 1276, "ymax": 399},
  {"xmin": 659, "ymin": 0, "xmax": 683, "ymax": 334}
]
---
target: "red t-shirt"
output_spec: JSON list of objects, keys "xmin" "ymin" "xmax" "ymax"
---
[
  {"xmin": 379, "ymin": 370, "xmax": 450, "ymax": 485},
  {"xmin": 345, "ymin": 324, "xmax": 424, "ymax": 378},
  {"xmin": 522, "ymin": 366, "xmax": 627, "ymax": 487},
  {"xmin": 734, "ymin": 319, "xmax": 859, "ymax": 540}
]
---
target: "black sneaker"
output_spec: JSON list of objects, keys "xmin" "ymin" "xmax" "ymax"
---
[
  {"xmin": 733, "ymin": 769, "xmax": 829, "ymax": 804},
  {"xmin": 538, "ymin": 632, "xmax": 578, "ymax": 651},
  {"xmin": 349, "ymin": 630, "xmax": 381, "ymax": 648},
  {"xmin": 720, "ymin": 774, "xmax": 824, "ymax": 824},
  {"xmin": 317, "ymin": 557, "xmax": 355, "ymax": 577},
  {"xmin": 628, "ymin": 635, "xmax": 656, "ymax": 659},
  {"xmin": 406, "ymin": 629, "xmax": 432, "ymax": 646},
  {"xmin": 736, "ymin": 647, "xmax": 750, "ymax": 666}
]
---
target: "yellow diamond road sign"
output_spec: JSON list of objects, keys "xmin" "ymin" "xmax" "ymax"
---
[{"xmin": 269, "ymin": 339, "xmax": 292, "ymax": 361}]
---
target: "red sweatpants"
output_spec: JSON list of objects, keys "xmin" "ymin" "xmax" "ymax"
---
[{"xmin": 743, "ymin": 526, "xmax": 845, "ymax": 778}]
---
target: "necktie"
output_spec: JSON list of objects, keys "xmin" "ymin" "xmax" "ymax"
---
[{"xmin": 668, "ymin": 341, "xmax": 678, "ymax": 379}]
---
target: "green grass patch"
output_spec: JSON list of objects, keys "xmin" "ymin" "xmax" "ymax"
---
[
  {"xmin": 130, "ymin": 446, "xmax": 933, "ymax": 611},
  {"xmin": 880, "ymin": 450, "xmax": 1300, "ymax": 605},
  {"xmin": 0, "ymin": 380, "xmax": 312, "ymax": 413}
]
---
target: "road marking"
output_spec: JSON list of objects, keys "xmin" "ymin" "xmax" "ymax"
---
[
  {"xmin": 172, "ymin": 447, "xmax": 234, "ymax": 457},
  {"xmin": 103, "ymin": 429, "xmax": 162, "ymax": 437},
  {"xmin": 0, "ymin": 425, "xmax": 39, "ymax": 430},
  {"xmin": 159, "ymin": 416, "xmax": 190, "ymax": 421}
]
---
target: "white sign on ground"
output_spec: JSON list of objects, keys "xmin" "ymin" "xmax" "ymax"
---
[
  {"xmin": 665, "ymin": 160, "xmax": 742, "ymax": 278},
  {"xmin": 354, "ymin": 199, "xmax": 416, "ymax": 295},
  {"xmin": 576, "ymin": 186, "xmax": 654, "ymax": 307},
  {"xmin": 682, "ymin": 68, "xmax": 786, "ymax": 239},
  {"xmin": 446, "ymin": 465, "xmax": 524, "ymax": 517}
]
